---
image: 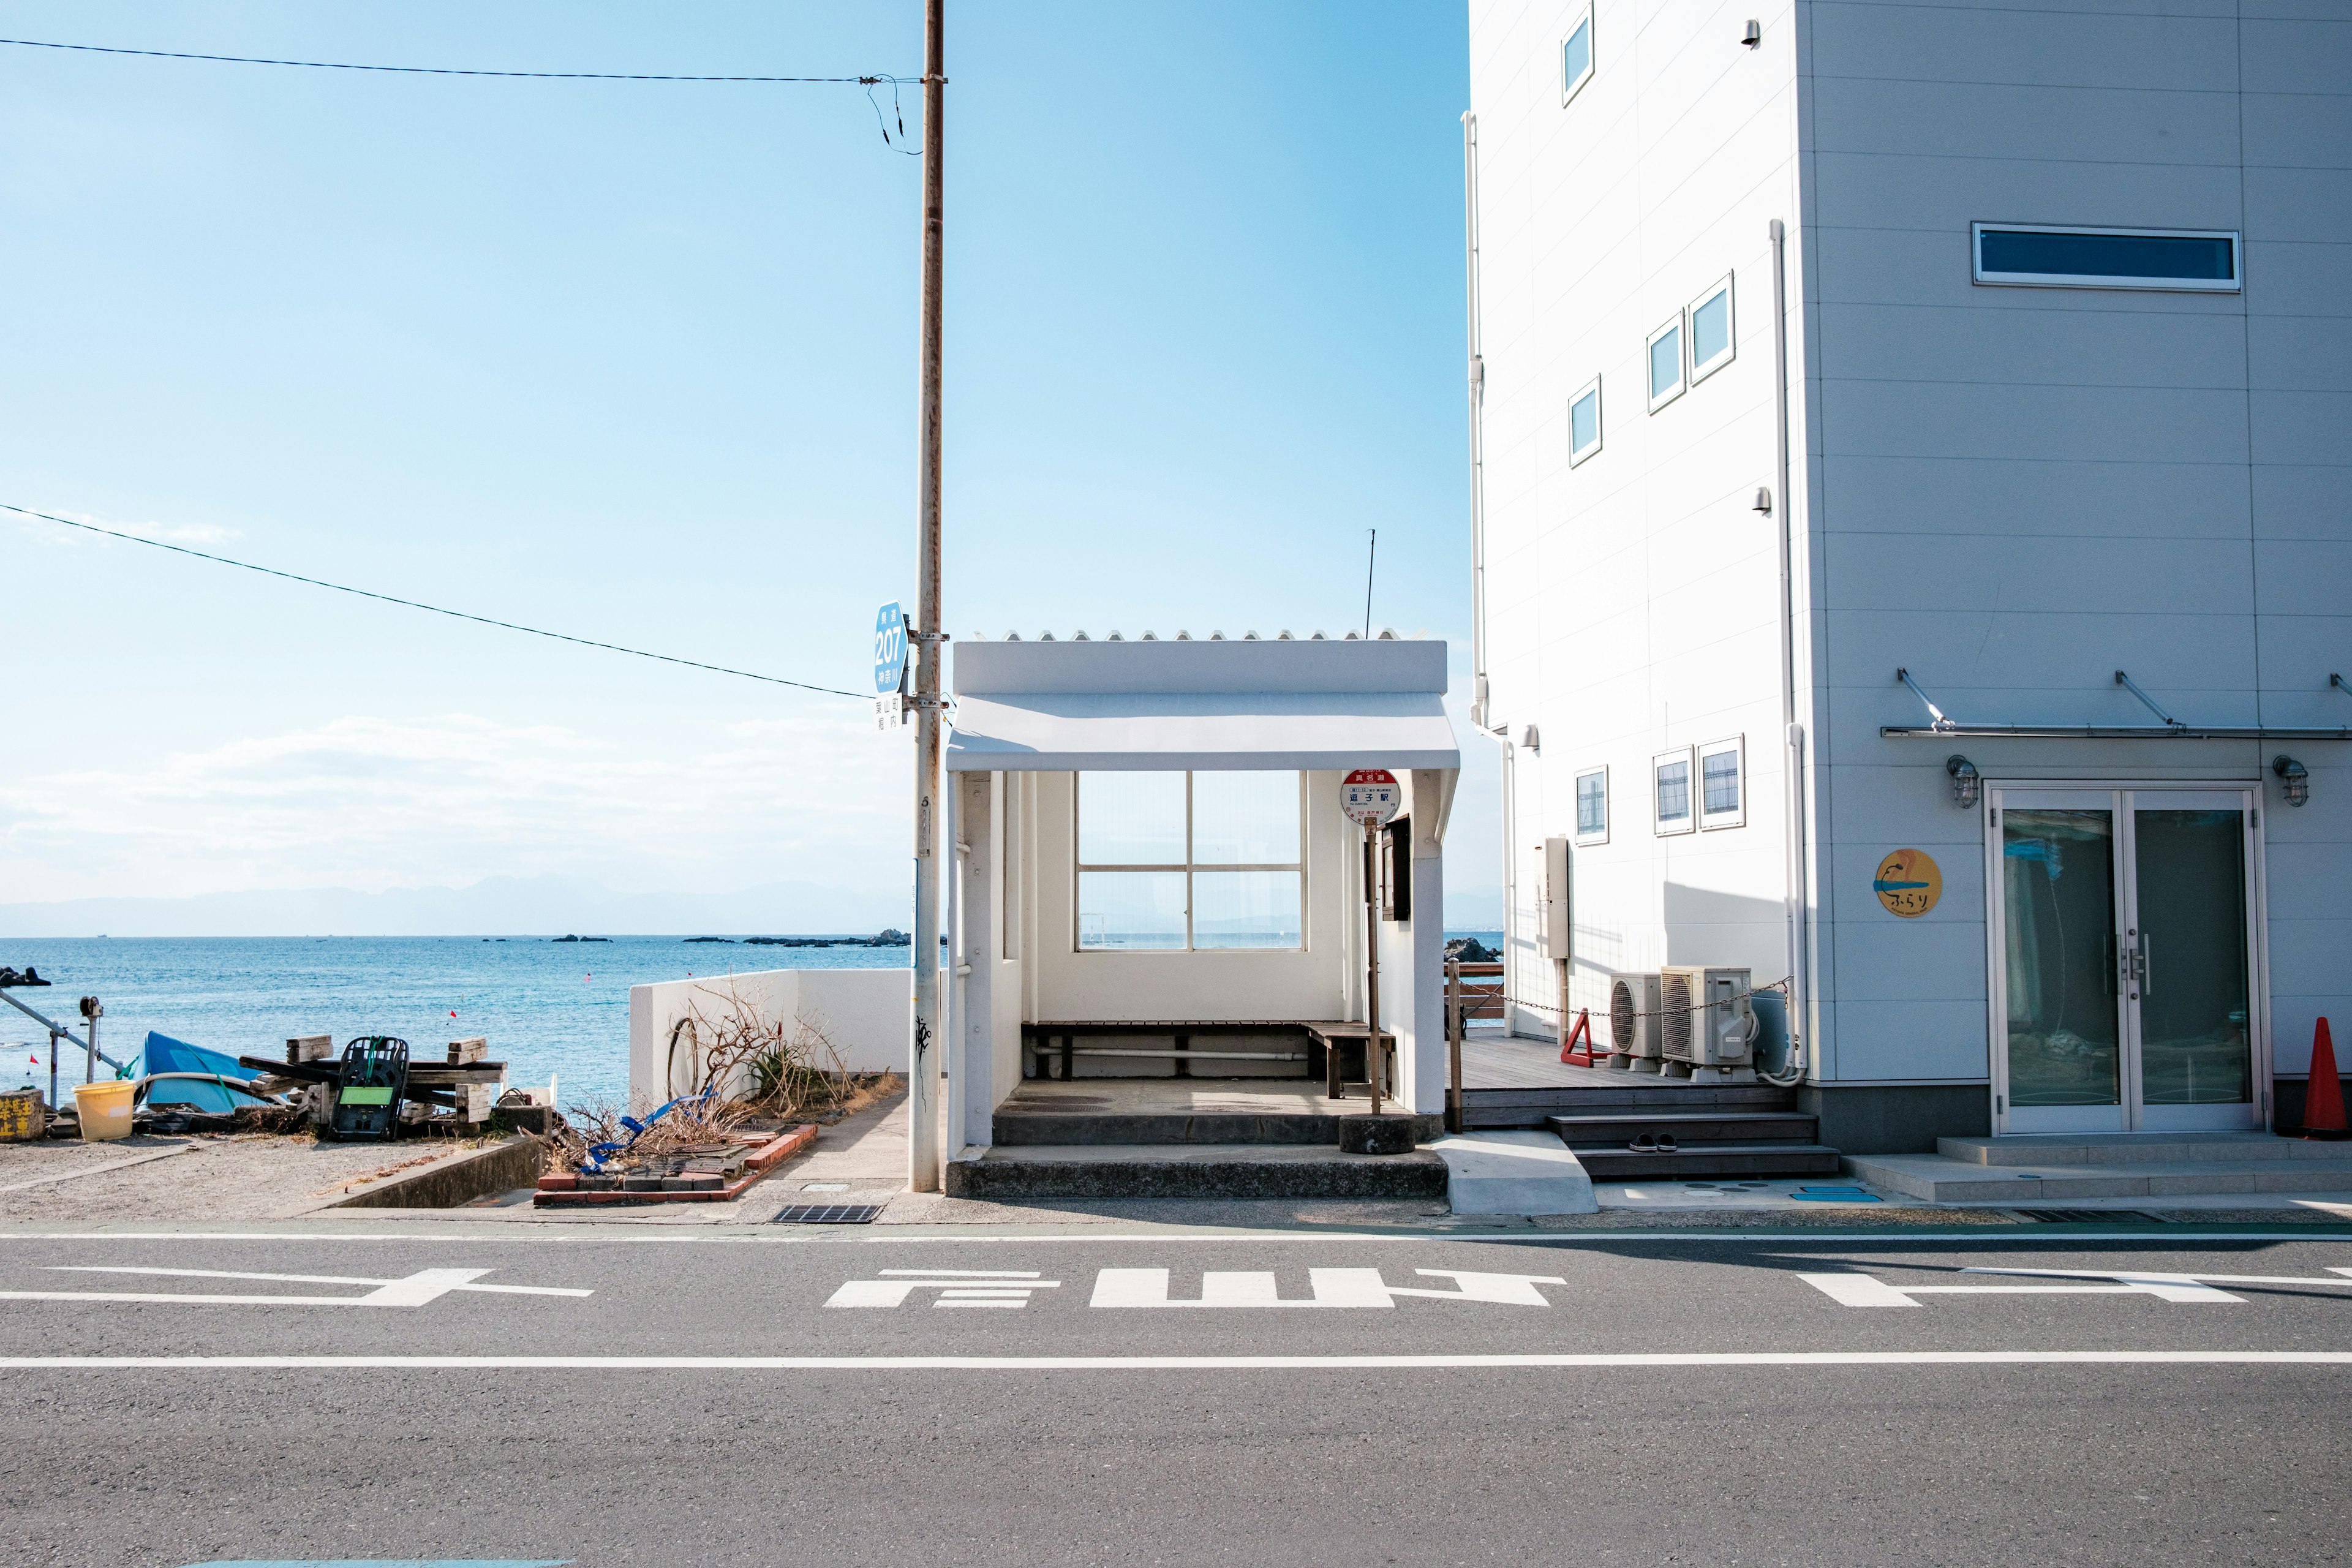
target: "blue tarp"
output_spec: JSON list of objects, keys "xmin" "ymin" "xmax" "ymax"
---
[{"xmin": 139, "ymin": 1031, "xmax": 277, "ymax": 1113}]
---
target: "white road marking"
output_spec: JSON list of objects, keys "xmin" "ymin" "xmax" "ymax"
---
[
  {"xmin": 4, "ymin": 1229, "xmax": 2349, "ymax": 1246},
  {"xmin": 1, "ymin": 1351, "xmax": 2347, "ymax": 1370},
  {"xmin": 0, "ymin": 1265, "xmax": 591, "ymax": 1308},
  {"xmin": 1090, "ymin": 1267, "xmax": 1566, "ymax": 1308},
  {"xmin": 1967, "ymin": 1265, "xmax": 2352, "ymax": 1289},
  {"xmin": 827, "ymin": 1273, "xmax": 1062, "ymax": 1308},
  {"xmin": 1801, "ymin": 1270, "xmax": 2244, "ymax": 1306}
]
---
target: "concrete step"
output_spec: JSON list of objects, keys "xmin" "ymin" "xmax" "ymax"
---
[
  {"xmin": 1937, "ymin": 1131, "xmax": 2352, "ymax": 1167},
  {"xmin": 1574, "ymin": 1144, "xmax": 1844, "ymax": 1180},
  {"xmin": 992, "ymin": 1110, "xmax": 1444, "ymax": 1147},
  {"xmin": 1547, "ymin": 1111, "xmax": 1819, "ymax": 1148},
  {"xmin": 1433, "ymin": 1133, "xmax": 1597, "ymax": 1215},
  {"xmin": 944, "ymin": 1143, "xmax": 1448, "ymax": 1202},
  {"xmin": 1848, "ymin": 1150, "xmax": 2352, "ymax": 1204}
]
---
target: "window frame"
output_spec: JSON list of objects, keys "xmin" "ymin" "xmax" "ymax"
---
[
  {"xmin": 1567, "ymin": 374, "xmax": 1604, "ymax": 467},
  {"xmin": 1653, "ymin": 748, "xmax": 1696, "ymax": 837},
  {"xmin": 1574, "ymin": 765, "xmax": 1610, "ymax": 845},
  {"xmin": 1970, "ymin": 222, "xmax": 2242, "ymax": 293},
  {"xmin": 1560, "ymin": 4, "xmax": 1595, "ymax": 107},
  {"xmin": 1687, "ymin": 274, "xmax": 1736, "ymax": 385},
  {"xmin": 1697, "ymin": 735, "xmax": 1746, "ymax": 831},
  {"xmin": 1645, "ymin": 315, "xmax": 1686, "ymax": 412},
  {"xmin": 1072, "ymin": 770, "xmax": 1306, "ymax": 952}
]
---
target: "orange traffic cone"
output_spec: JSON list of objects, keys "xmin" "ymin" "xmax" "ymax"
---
[{"xmin": 2304, "ymin": 1017, "xmax": 2348, "ymax": 1141}]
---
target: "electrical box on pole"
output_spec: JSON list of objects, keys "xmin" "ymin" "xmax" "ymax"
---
[{"xmin": 1540, "ymin": 835, "xmax": 1572, "ymax": 960}]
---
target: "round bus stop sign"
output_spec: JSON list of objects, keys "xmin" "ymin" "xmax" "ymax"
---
[{"xmin": 1341, "ymin": 769, "xmax": 1402, "ymax": 827}]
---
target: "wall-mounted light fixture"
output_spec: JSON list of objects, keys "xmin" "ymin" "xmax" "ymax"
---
[
  {"xmin": 1742, "ymin": 20, "xmax": 1762, "ymax": 48},
  {"xmin": 2274, "ymin": 754, "xmax": 2310, "ymax": 807},
  {"xmin": 1946, "ymin": 754, "xmax": 1981, "ymax": 809},
  {"xmin": 1521, "ymin": 724, "xmax": 1542, "ymax": 753},
  {"xmin": 1752, "ymin": 486, "xmax": 1773, "ymax": 514}
]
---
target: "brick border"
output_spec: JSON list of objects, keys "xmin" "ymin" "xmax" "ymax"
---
[{"xmin": 532, "ymin": 1123, "xmax": 816, "ymax": 1207}]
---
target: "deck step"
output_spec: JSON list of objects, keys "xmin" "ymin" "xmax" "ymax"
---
[
  {"xmin": 1575, "ymin": 1144, "xmax": 1844, "ymax": 1180},
  {"xmin": 1547, "ymin": 1111, "xmax": 1819, "ymax": 1148},
  {"xmin": 1936, "ymin": 1132, "xmax": 2352, "ymax": 1167},
  {"xmin": 945, "ymin": 1143, "xmax": 1449, "ymax": 1201},
  {"xmin": 1848, "ymin": 1150, "xmax": 2352, "ymax": 1203}
]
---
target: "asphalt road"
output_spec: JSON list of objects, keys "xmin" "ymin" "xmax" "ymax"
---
[{"xmin": 6, "ymin": 1221, "xmax": 2350, "ymax": 1567}]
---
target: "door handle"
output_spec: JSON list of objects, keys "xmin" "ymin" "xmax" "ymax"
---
[{"xmin": 2136, "ymin": 933, "xmax": 2152, "ymax": 996}]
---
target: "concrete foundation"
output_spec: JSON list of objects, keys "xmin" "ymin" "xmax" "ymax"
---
[{"xmin": 1800, "ymin": 1083, "xmax": 1989, "ymax": 1156}]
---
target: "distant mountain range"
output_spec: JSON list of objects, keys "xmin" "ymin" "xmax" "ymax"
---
[{"xmin": 0, "ymin": 874, "xmax": 911, "ymax": 938}]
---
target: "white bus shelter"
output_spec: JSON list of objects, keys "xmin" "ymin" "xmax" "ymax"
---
[{"xmin": 941, "ymin": 635, "xmax": 1461, "ymax": 1156}]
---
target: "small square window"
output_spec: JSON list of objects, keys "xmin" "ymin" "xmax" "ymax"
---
[
  {"xmin": 1688, "ymin": 275, "xmax": 1734, "ymax": 383},
  {"xmin": 1646, "ymin": 317, "xmax": 1684, "ymax": 410},
  {"xmin": 1567, "ymin": 375, "xmax": 1602, "ymax": 466},
  {"xmin": 1698, "ymin": 736, "xmax": 1745, "ymax": 830},
  {"xmin": 1653, "ymin": 749, "xmax": 1694, "ymax": 836},
  {"xmin": 1561, "ymin": 7, "xmax": 1594, "ymax": 106},
  {"xmin": 1575, "ymin": 767, "xmax": 1608, "ymax": 844}
]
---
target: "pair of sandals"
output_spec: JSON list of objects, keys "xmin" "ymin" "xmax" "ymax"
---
[{"xmin": 1629, "ymin": 1133, "xmax": 1679, "ymax": 1153}]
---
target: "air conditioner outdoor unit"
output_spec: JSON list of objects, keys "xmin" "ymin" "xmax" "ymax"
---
[
  {"xmin": 1607, "ymin": 973, "xmax": 1665, "ymax": 1074},
  {"xmin": 1659, "ymin": 965, "xmax": 1758, "ymax": 1084}
]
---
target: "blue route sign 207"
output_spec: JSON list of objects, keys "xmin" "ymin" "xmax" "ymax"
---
[{"xmin": 873, "ymin": 602, "xmax": 909, "ymax": 696}]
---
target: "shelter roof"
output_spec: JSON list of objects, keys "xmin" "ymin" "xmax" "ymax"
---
[{"xmin": 944, "ymin": 638, "xmax": 1458, "ymax": 773}]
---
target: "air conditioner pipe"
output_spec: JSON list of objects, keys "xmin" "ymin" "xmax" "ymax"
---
[{"xmin": 1761, "ymin": 216, "xmax": 1809, "ymax": 1088}]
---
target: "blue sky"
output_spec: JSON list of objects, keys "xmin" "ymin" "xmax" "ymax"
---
[{"xmin": 0, "ymin": 1, "xmax": 1495, "ymax": 928}]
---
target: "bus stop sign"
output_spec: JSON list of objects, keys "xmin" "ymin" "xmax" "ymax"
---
[{"xmin": 1341, "ymin": 769, "xmax": 1401, "ymax": 827}]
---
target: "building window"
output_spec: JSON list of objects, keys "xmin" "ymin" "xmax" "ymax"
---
[
  {"xmin": 1575, "ymin": 766, "xmax": 1608, "ymax": 844},
  {"xmin": 1688, "ymin": 275, "xmax": 1734, "ymax": 383},
  {"xmin": 1653, "ymin": 749, "xmax": 1694, "ymax": 836},
  {"xmin": 1561, "ymin": 6, "xmax": 1594, "ymax": 105},
  {"xmin": 1646, "ymin": 317, "xmax": 1684, "ymax": 410},
  {"xmin": 1698, "ymin": 736, "xmax": 1745, "ymax": 830},
  {"xmin": 1972, "ymin": 223, "xmax": 2241, "ymax": 292},
  {"xmin": 1076, "ymin": 770, "xmax": 1303, "ymax": 951},
  {"xmin": 1567, "ymin": 375, "xmax": 1602, "ymax": 466}
]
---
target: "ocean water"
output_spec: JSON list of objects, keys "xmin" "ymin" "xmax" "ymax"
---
[
  {"xmin": 2, "ymin": 930, "xmax": 1507, "ymax": 1111},
  {"xmin": 0, "ymin": 936, "xmax": 907, "ymax": 1108}
]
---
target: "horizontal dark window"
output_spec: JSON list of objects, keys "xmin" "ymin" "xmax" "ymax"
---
[{"xmin": 1975, "ymin": 225, "xmax": 2238, "ymax": 290}]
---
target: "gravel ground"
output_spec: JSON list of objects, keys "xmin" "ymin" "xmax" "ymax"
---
[{"xmin": 0, "ymin": 1133, "xmax": 484, "ymax": 1223}]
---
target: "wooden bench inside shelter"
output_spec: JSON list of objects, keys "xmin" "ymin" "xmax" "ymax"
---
[{"xmin": 1021, "ymin": 1020, "xmax": 1398, "ymax": 1100}]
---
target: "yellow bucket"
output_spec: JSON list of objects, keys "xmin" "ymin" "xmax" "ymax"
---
[{"xmin": 72, "ymin": 1080, "xmax": 136, "ymax": 1141}]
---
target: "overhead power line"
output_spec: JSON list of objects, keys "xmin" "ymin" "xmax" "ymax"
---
[
  {"xmin": 4, "ymin": 502, "xmax": 864, "ymax": 699},
  {"xmin": 0, "ymin": 36, "xmax": 892, "ymax": 83}
]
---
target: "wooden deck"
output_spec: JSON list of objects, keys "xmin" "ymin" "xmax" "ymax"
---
[{"xmin": 1457, "ymin": 1030, "xmax": 1795, "ymax": 1128}]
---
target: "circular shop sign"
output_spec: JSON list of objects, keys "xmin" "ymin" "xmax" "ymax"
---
[
  {"xmin": 1341, "ymin": 769, "xmax": 1402, "ymax": 828},
  {"xmin": 1872, "ymin": 848, "xmax": 1942, "ymax": 919}
]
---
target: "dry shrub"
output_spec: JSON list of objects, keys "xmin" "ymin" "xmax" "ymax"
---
[{"xmin": 660, "ymin": 981, "xmax": 858, "ymax": 1120}]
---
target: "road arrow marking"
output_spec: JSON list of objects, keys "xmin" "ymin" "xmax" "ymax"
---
[{"xmin": 0, "ymin": 1265, "xmax": 591, "ymax": 1308}]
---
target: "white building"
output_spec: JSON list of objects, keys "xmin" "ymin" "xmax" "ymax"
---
[{"xmin": 1465, "ymin": 1, "xmax": 2352, "ymax": 1150}]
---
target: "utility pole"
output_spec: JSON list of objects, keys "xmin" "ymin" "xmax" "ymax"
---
[{"xmin": 908, "ymin": 0, "xmax": 947, "ymax": 1194}]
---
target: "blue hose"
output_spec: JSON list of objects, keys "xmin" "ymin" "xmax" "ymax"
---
[{"xmin": 581, "ymin": 1088, "xmax": 714, "ymax": 1173}]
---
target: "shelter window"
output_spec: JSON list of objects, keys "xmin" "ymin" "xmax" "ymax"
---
[
  {"xmin": 1972, "ymin": 224, "xmax": 2240, "ymax": 292},
  {"xmin": 1076, "ymin": 771, "xmax": 1303, "ymax": 951}
]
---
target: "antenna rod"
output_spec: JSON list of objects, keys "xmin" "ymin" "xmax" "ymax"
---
[{"xmin": 1363, "ymin": 529, "xmax": 1377, "ymax": 639}]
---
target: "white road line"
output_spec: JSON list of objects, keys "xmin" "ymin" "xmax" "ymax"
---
[
  {"xmin": 878, "ymin": 1269, "xmax": 1042, "ymax": 1278},
  {"xmin": 6, "ymin": 1229, "xmax": 2350, "ymax": 1246},
  {"xmin": 42, "ymin": 1265, "xmax": 594, "ymax": 1298},
  {"xmin": 1967, "ymin": 1266, "xmax": 2352, "ymax": 1289},
  {"xmin": 0, "ymin": 1351, "xmax": 2346, "ymax": 1370}
]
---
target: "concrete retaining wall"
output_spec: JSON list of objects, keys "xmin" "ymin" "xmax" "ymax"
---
[{"xmin": 627, "ymin": 968, "xmax": 908, "ymax": 1110}]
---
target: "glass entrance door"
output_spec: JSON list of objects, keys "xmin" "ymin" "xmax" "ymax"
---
[{"xmin": 1990, "ymin": 786, "xmax": 2263, "ymax": 1134}]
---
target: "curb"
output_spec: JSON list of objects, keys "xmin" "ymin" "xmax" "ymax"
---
[{"xmin": 327, "ymin": 1135, "xmax": 549, "ymax": 1211}]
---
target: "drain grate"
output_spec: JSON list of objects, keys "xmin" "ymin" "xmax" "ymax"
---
[
  {"xmin": 772, "ymin": 1203, "xmax": 888, "ymax": 1225},
  {"xmin": 2013, "ymin": 1207, "xmax": 2166, "ymax": 1224}
]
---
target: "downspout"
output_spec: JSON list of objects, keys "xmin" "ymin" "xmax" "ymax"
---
[
  {"xmin": 1761, "ymin": 217, "xmax": 1810, "ymax": 1087},
  {"xmin": 1462, "ymin": 111, "xmax": 1490, "ymax": 733}
]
